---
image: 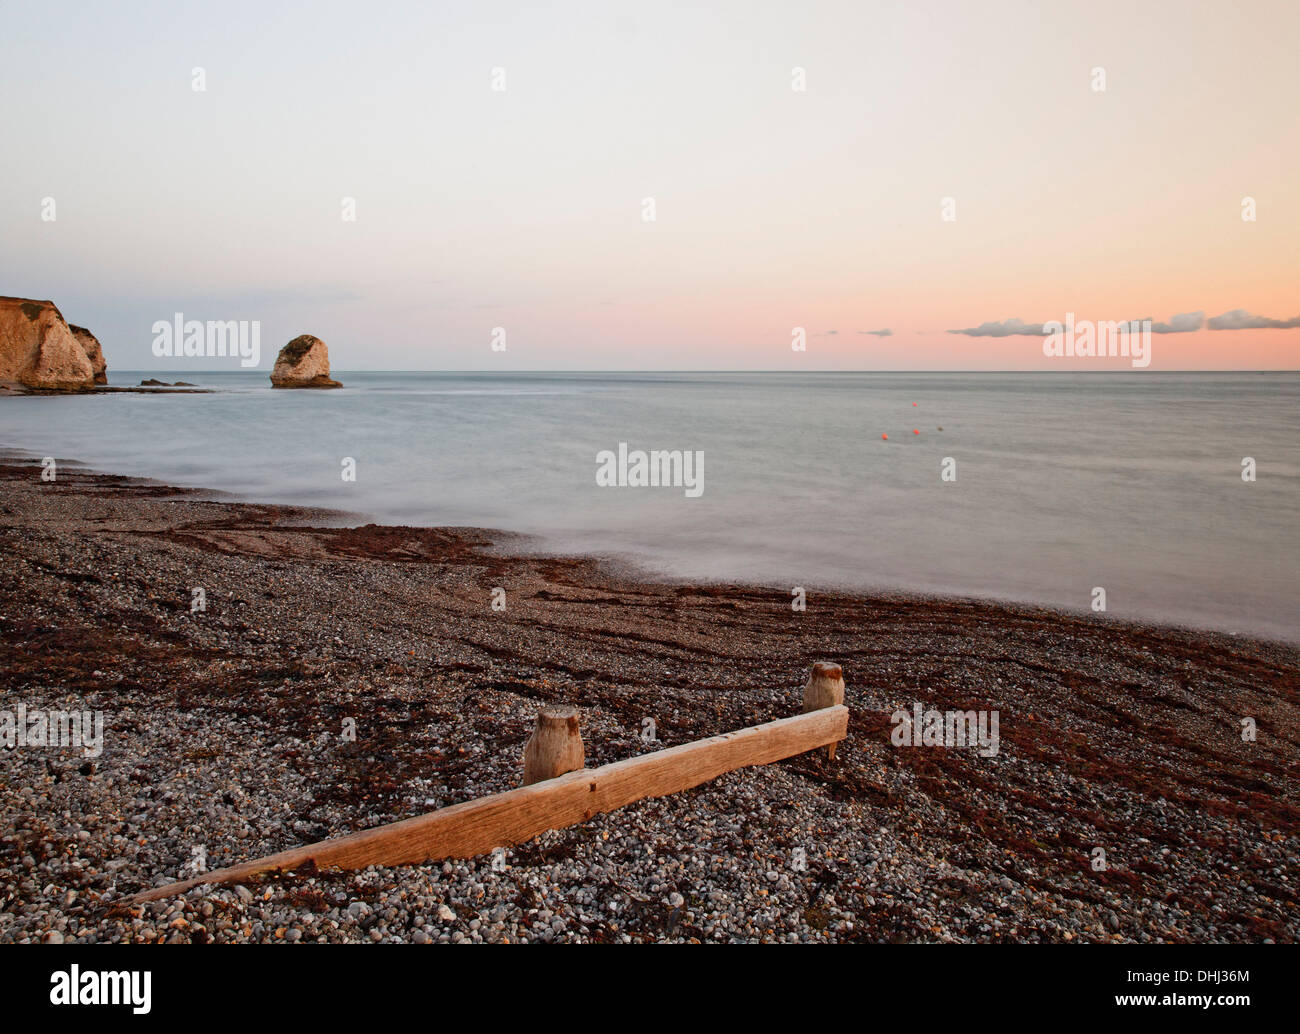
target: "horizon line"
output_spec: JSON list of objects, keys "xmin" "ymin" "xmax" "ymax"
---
[{"xmin": 108, "ymin": 368, "xmax": 1300, "ymax": 375}]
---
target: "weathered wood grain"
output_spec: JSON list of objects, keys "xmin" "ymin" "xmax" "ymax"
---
[
  {"xmin": 803, "ymin": 662, "xmax": 847, "ymax": 760},
  {"xmin": 522, "ymin": 705, "xmax": 584, "ymax": 785},
  {"xmin": 133, "ymin": 705, "xmax": 848, "ymax": 903}
]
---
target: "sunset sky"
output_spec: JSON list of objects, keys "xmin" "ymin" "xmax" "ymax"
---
[{"xmin": 2, "ymin": 0, "xmax": 1297, "ymax": 370}]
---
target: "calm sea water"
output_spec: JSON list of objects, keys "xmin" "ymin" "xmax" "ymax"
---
[{"xmin": 3, "ymin": 371, "xmax": 1297, "ymax": 641}]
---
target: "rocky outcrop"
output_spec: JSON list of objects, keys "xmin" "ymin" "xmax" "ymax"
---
[
  {"xmin": 69, "ymin": 325, "xmax": 108, "ymax": 384},
  {"xmin": 270, "ymin": 334, "xmax": 341, "ymax": 388},
  {"xmin": 0, "ymin": 297, "xmax": 96, "ymax": 392}
]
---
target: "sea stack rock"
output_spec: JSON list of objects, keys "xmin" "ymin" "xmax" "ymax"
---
[
  {"xmin": 0, "ymin": 297, "xmax": 96, "ymax": 392},
  {"xmin": 69, "ymin": 325, "xmax": 108, "ymax": 384},
  {"xmin": 270, "ymin": 334, "xmax": 342, "ymax": 388}
]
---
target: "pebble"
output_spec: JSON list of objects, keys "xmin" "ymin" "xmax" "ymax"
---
[{"xmin": 1, "ymin": 464, "xmax": 1295, "ymax": 945}]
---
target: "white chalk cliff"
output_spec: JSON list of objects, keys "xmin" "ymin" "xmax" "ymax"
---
[{"xmin": 0, "ymin": 297, "xmax": 97, "ymax": 392}]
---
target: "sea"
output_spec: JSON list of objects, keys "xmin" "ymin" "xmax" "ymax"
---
[{"xmin": 3, "ymin": 371, "xmax": 1297, "ymax": 642}]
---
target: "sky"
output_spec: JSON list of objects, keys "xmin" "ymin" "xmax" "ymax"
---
[{"xmin": 2, "ymin": 0, "xmax": 1297, "ymax": 371}]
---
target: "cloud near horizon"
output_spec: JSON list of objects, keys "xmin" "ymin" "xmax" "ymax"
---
[
  {"xmin": 1206, "ymin": 309, "xmax": 1300, "ymax": 330},
  {"xmin": 857, "ymin": 328, "xmax": 892, "ymax": 337},
  {"xmin": 1145, "ymin": 311, "xmax": 1205, "ymax": 334},
  {"xmin": 947, "ymin": 318, "xmax": 1047, "ymax": 337},
  {"xmin": 950, "ymin": 309, "xmax": 1300, "ymax": 337}
]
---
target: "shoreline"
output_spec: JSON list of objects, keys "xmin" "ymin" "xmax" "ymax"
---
[
  {"xmin": 1, "ymin": 458, "xmax": 1297, "ymax": 943},
  {"xmin": 4, "ymin": 448, "xmax": 1291, "ymax": 651}
]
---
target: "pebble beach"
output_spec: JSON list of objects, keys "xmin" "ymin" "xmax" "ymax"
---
[{"xmin": 1, "ymin": 458, "xmax": 1297, "ymax": 943}]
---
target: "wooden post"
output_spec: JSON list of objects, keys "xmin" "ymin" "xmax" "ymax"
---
[
  {"xmin": 802, "ymin": 661, "xmax": 845, "ymax": 759},
  {"xmin": 132, "ymin": 706, "xmax": 848, "ymax": 903},
  {"xmin": 522, "ymin": 706, "xmax": 584, "ymax": 785}
]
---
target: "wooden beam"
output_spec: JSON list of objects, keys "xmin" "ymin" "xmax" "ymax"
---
[{"xmin": 132, "ymin": 704, "xmax": 848, "ymax": 903}]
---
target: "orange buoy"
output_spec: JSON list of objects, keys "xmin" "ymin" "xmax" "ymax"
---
[
  {"xmin": 913, "ymin": 429, "xmax": 920, "ymax": 434},
  {"xmin": 912, "ymin": 402, "xmax": 918, "ymax": 406},
  {"xmin": 881, "ymin": 433, "xmax": 888, "ymax": 440}
]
